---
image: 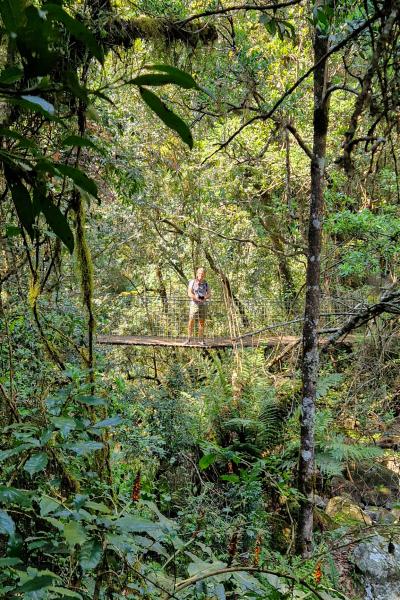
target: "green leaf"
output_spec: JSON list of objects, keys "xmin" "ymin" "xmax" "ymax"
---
[
  {"xmin": 84, "ymin": 500, "xmax": 110, "ymax": 513},
  {"xmin": 0, "ymin": 0, "xmax": 26, "ymax": 33},
  {"xmin": 130, "ymin": 73, "xmax": 181, "ymax": 87},
  {"xmin": 47, "ymin": 587, "xmax": 83, "ymax": 599},
  {"xmin": 5, "ymin": 225, "xmax": 21, "ymax": 238},
  {"xmin": 130, "ymin": 72, "xmax": 198, "ymax": 89},
  {"xmin": 20, "ymin": 95, "xmax": 55, "ymax": 116},
  {"xmin": 0, "ymin": 486, "xmax": 32, "ymax": 507},
  {"xmin": 44, "ymin": 4, "xmax": 104, "ymax": 64},
  {"xmin": 19, "ymin": 575, "xmax": 55, "ymax": 593},
  {"xmin": 0, "ymin": 66, "xmax": 23, "ymax": 85},
  {"xmin": 91, "ymin": 416, "xmax": 123, "ymax": 429},
  {"xmin": 55, "ymin": 164, "xmax": 98, "ymax": 199},
  {"xmin": 63, "ymin": 521, "xmax": 87, "ymax": 547},
  {"xmin": 0, "ymin": 127, "xmax": 37, "ymax": 149},
  {"xmin": 40, "ymin": 496, "xmax": 62, "ymax": 516},
  {"xmin": 0, "ymin": 443, "xmax": 37, "ymax": 462},
  {"xmin": 0, "ymin": 557, "xmax": 22, "ymax": 567},
  {"xmin": 0, "ymin": 510, "xmax": 15, "ymax": 537},
  {"xmin": 115, "ymin": 515, "xmax": 163, "ymax": 537},
  {"xmin": 51, "ymin": 416, "xmax": 77, "ymax": 437},
  {"xmin": 61, "ymin": 135, "xmax": 103, "ymax": 154},
  {"xmin": 141, "ymin": 64, "xmax": 199, "ymax": 89},
  {"xmin": 220, "ymin": 474, "xmax": 240, "ymax": 483},
  {"xmin": 63, "ymin": 69, "xmax": 89, "ymax": 102},
  {"xmin": 38, "ymin": 194, "xmax": 74, "ymax": 253},
  {"xmin": 24, "ymin": 452, "xmax": 48, "ymax": 477},
  {"xmin": 139, "ymin": 87, "xmax": 193, "ymax": 149},
  {"xmin": 79, "ymin": 538, "xmax": 102, "ymax": 570},
  {"xmin": 76, "ymin": 395, "xmax": 107, "ymax": 406},
  {"xmin": 5, "ymin": 172, "xmax": 35, "ymax": 239},
  {"xmin": 199, "ymin": 453, "xmax": 217, "ymax": 470},
  {"xmin": 66, "ymin": 441, "xmax": 104, "ymax": 456}
]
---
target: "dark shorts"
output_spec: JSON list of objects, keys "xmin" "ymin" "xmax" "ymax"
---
[{"xmin": 189, "ymin": 301, "xmax": 208, "ymax": 320}]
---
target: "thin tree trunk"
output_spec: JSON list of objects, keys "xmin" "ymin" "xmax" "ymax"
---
[{"xmin": 296, "ymin": 14, "xmax": 329, "ymax": 557}]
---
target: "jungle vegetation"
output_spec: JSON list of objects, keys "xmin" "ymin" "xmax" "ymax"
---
[{"xmin": 1, "ymin": 0, "xmax": 400, "ymax": 598}]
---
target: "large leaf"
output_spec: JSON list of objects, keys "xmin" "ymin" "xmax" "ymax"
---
[
  {"xmin": 37, "ymin": 193, "xmax": 74, "ymax": 253},
  {"xmin": 0, "ymin": 557, "xmax": 22, "ymax": 567},
  {"xmin": 62, "ymin": 135, "xmax": 103, "ymax": 155},
  {"xmin": 47, "ymin": 587, "xmax": 83, "ymax": 599},
  {"xmin": 0, "ymin": 66, "xmax": 23, "ymax": 85},
  {"xmin": 65, "ymin": 441, "xmax": 104, "ymax": 456},
  {"xmin": 0, "ymin": 127, "xmax": 37, "ymax": 150},
  {"xmin": 79, "ymin": 538, "xmax": 102, "ymax": 570},
  {"xmin": 19, "ymin": 575, "xmax": 54, "ymax": 593},
  {"xmin": 130, "ymin": 64, "xmax": 199, "ymax": 89},
  {"xmin": 51, "ymin": 416, "xmax": 77, "ymax": 437},
  {"xmin": 0, "ymin": 510, "xmax": 15, "ymax": 536},
  {"xmin": 44, "ymin": 4, "xmax": 104, "ymax": 64},
  {"xmin": 91, "ymin": 416, "xmax": 123, "ymax": 429},
  {"xmin": 148, "ymin": 64, "xmax": 212, "ymax": 96},
  {"xmin": 55, "ymin": 164, "xmax": 98, "ymax": 199},
  {"xmin": 63, "ymin": 521, "xmax": 87, "ymax": 547},
  {"xmin": 0, "ymin": 486, "xmax": 32, "ymax": 507},
  {"xmin": 40, "ymin": 496, "xmax": 62, "ymax": 516},
  {"xmin": 139, "ymin": 87, "xmax": 193, "ymax": 149},
  {"xmin": 0, "ymin": 0, "xmax": 26, "ymax": 33},
  {"xmin": 199, "ymin": 453, "xmax": 217, "ymax": 470},
  {"xmin": 76, "ymin": 395, "xmax": 107, "ymax": 406},
  {"xmin": 24, "ymin": 452, "xmax": 48, "ymax": 477},
  {"xmin": 0, "ymin": 443, "xmax": 37, "ymax": 462},
  {"xmin": 5, "ymin": 173, "xmax": 35, "ymax": 239},
  {"xmin": 20, "ymin": 95, "xmax": 55, "ymax": 116},
  {"xmin": 145, "ymin": 64, "xmax": 199, "ymax": 87},
  {"xmin": 115, "ymin": 515, "xmax": 163, "ymax": 539}
]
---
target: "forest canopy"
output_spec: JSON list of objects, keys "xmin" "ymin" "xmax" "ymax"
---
[{"xmin": 1, "ymin": 0, "xmax": 400, "ymax": 599}]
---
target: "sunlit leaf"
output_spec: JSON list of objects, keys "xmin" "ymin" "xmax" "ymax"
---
[
  {"xmin": 20, "ymin": 95, "xmax": 55, "ymax": 116},
  {"xmin": 63, "ymin": 521, "xmax": 87, "ymax": 547},
  {"xmin": 0, "ymin": 510, "xmax": 15, "ymax": 537},
  {"xmin": 199, "ymin": 453, "xmax": 217, "ymax": 470},
  {"xmin": 139, "ymin": 87, "xmax": 193, "ymax": 149}
]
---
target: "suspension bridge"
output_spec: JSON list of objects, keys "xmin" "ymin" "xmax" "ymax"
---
[{"xmin": 97, "ymin": 293, "xmax": 365, "ymax": 349}]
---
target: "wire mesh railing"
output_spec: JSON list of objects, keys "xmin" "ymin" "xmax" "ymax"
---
[{"xmin": 116, "ymin": 293, "xmax": 364, "ymax": 340}]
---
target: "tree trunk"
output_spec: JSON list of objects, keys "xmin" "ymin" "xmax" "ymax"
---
[{"xmin": 296, "ymin": 15, "xmax": 329, "ymax": 557}]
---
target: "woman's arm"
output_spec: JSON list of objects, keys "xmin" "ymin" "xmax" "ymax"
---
[{"xmin": 188, "ymin": 281, "xmax": 197, "ymax": 301}]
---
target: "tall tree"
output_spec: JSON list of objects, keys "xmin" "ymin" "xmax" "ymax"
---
[{"xmin": 296, "ymin": 0, "xmax": 330, "ymax": 557}]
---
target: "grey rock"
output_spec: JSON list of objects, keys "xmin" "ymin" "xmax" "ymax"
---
[
  {"xmin": 352, "ymin": 535, "xmax": 400, "ymax": 600},
  {"xmin": 313, "ymin": 494, "xmax": 327, "ymax": 509}
]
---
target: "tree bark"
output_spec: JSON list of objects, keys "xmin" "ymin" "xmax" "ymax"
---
[
  {"xmin": 87, "ymin": 1, "xmax": 217, "ymax": 49},
  {"xmin": 296, "ymin": 12, "xmax": 329, "ymax": 557}
]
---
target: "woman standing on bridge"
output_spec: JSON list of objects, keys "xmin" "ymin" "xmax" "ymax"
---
[{"xmin": 185, "ymin": 267, "xmax": 211, "ymax": 344}]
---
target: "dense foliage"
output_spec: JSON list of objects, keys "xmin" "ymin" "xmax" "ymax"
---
[{"xmin": 1, "ymin": 0, "xmax": 400, "ymax": 598}]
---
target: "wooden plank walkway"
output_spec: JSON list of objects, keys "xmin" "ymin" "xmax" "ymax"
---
[
  {"xmin": 97, "ymin": 334, "xmax": 361, "ymax": 349},
  {"xmin": 97, "ymin": 334, "xmax": 302, "ymax": 348}
]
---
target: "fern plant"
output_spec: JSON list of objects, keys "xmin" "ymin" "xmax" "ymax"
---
[{"xmin": 314, "ymin": 410, "xmax": 384, "ymax": 477}]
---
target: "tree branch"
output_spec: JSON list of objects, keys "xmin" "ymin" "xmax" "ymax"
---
[
  {"xmin": 180, "ymin": 0, "xmax": 304, "ymax": 25},
  {"xmin": 322, "ymin": 288, "xmax": 400, "ymax": 351},
  {"xmin": 175, "ymin": 565, "xmax": 326, "ymax": 599},
  {"xmin": 203, "ymin": 10, "xmax": 381, "ymax": 161}
]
